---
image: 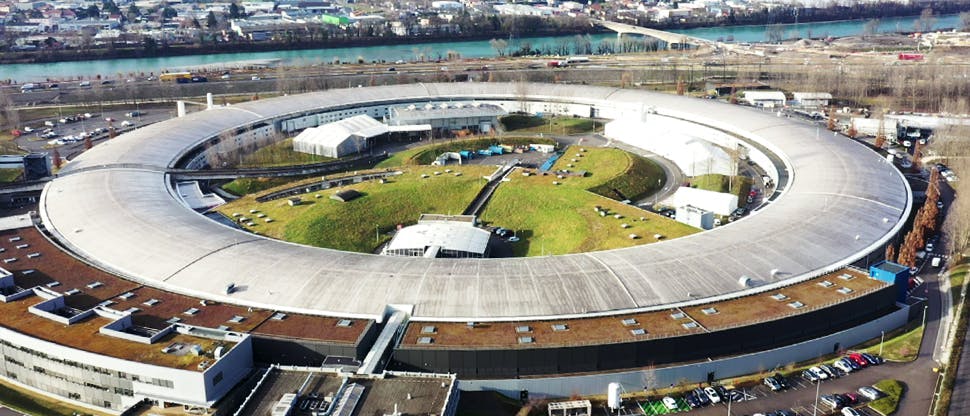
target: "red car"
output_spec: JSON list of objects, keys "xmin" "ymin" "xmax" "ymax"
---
[
  {"xmin": 842, "ymin": 392, "xmax": 859, "ymax": 404},
  {"xmin": 848, "ymin": 353, "xmax": 869, "ymax": 368}
]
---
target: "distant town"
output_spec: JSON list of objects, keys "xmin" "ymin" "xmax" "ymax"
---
[{"xmin": 0, "ymin": 0, "xmax": 964, "ymax": 63}]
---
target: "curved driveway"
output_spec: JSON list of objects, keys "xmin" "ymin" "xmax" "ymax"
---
[{"xmin": 39, "ymin": 83, "xmax": 910, "ymax": 321}]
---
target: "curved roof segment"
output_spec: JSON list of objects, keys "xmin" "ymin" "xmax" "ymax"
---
[{"xmin": 40, "ymin": 83, "xmax": 910, "ymax": 321}]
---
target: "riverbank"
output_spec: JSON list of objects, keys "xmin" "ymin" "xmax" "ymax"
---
[
  {"xmin": 0, "ymin": 28, "xmax": 607, "ymax": 65},
  {"xmin": 2, "ymin": 2, "xmax": 966, "ymax": 66}
]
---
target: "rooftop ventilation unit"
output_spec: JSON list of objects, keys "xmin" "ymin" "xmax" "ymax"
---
[
  {"xmin": 421, "ymin": 326, "xmax": 436, "ymax": 334},
  {"xmin": 670, "ymin": 312, "xmax": 686, "ymax": 319},
  {"xmin": 682, "ymin": 322, "xmax": 699, "ymax": 329},
  {"xmin": 621, "ymin": 318, "xmax": 637, "ymax": 326},
  {"xmin": 788, "ymin": 301, "xmax": 806, "ymax": 309},
  {"xmin": 271, "ymin": 313, "xmax": 287, "ymax": 321},
  {"xmin": 630, "ymin": 328, "xmax": 646, "ymax": 336},
  {"xmin": 518, "ymin": 336, "xmax": 534, "ymax": 344},
  {"xmin": 770, "ymin": 293, "xmax": 788, "ymax": 301},
  {"xmin": 701, "ymin": 307, "xmax": 718, "ymax": 315},
  {"xmin": 336, "ymin": 319, "xmax": 352, "ymax": 327},
  {"xmin": 551, "ymin": 324, "xmax": 568, "ymax": 332},
  {"xmin": 515, "ymin": 325, "xmax": 531, "ymax": 333},
  {"xmin": 417, "ymin": 337, "xmax": 433, "ymax": 344}
]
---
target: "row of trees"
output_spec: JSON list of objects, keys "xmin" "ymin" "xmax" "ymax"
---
[{"xmin": 894, "ymin": 168, "xmax": 942, "ymax": 267}]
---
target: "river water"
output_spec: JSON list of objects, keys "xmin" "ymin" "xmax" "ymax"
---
[{"xmin": 0, "ymin": 13, "xmax": 960, "ymax": 82}]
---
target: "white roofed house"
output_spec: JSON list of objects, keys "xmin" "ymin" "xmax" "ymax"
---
[
  {"xmin": 740, "ymin": 90, "xmax": 786, "ymax": 108},
  {"xmin": 791, "ymin": 92, "xmax": 832, "ymax": 108}
]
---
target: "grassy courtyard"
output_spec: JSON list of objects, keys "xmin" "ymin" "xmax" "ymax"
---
[
  {"xmin": 480, "ymin": 146, "xmax": 697, "ymax": 257},
  {"xmin": 500, "ymin": 114, "xmax": 599, "ymax": 135},
  {"xmin": 219, "ymin": 165, "xmax": 494, "ymax": 253},
  {"xmin": 219, "ymin": 144, "xmax": 696, "ymax": 256}
]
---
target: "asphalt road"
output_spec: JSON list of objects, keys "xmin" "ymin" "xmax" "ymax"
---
[{"xmin": 0, "ymin": 406, "xmax": 26, "ymax": 416}]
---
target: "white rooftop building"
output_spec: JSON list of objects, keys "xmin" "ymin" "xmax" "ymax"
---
[
  {"xmin": 791, "ymin": 92, "xmax": 832, "ymax": 107},
  {"xmin": 741, "ymin": 90, "xmax": 786, "ymax": 108},
  {"xmin": 663, "ymin": 187, "xmax": 738, "ymax": 216},
  {"xmin": 292, "ymin": 115, "xmax": 388, "ymax": 158},
  {"xmin": 383, "ymin": 215, "xmax": 490, "ymax": 259}
]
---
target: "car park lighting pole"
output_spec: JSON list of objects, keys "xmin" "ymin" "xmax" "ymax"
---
[
  {"xmin": 813, "ymin": 379, "xmax": 821, "ymax": 416},
  {"xmin": 880, "ymin": 331, "xmax": 885, "ymax": 356}
]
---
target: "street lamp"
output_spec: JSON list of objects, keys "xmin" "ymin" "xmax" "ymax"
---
[
  {"xmin": 880, "ymin": 330, "xmax": 885, "ymax": 356},
  {"xmin": 812, "ymin": 379, "xmax": 822, "ymax": 416}
]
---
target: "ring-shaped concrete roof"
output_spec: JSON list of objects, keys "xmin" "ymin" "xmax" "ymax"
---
[{"xmin": 39, "ymin": 83, "xmax": 910, "ymax": 321}]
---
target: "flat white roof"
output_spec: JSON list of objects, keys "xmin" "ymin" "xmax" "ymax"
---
[
  {"xmin": 386, "ymin": 222, "xmax": 489, "ymax": 255},
  {"xmin": 40, "ymin": 83, "xmax": 910, "ymax": 321}
]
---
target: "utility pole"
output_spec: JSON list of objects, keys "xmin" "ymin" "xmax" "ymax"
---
[
  {"xmin": 880, "ymin": 330, "xmax": 885, "ymax": 356},
  {"xmin": 812, "ymin": 379, "xmax": 821, "ymax": 416}
]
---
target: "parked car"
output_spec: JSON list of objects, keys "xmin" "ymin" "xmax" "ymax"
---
[
  {"xmin": 842, "ymin": 392, "xmax": 859, "ymax": 404},
  {"xmin": 820, "ymin": 394, "xmax": 841, "ymax": 409},
  {"xmin": 842, "ymin": 407, "xmax": 862, "ymax": 416},
  {"xmin": 763, "ymin": 376, "xmax": 782, "ymax": 391},
  {"xmin": 693, "ymin": 388, "xmax": 710, "ymax": 405},
  {"xmin": 833, "ymin": 358, "xmax": 854, "ymax": 373},
  {"xmin": 703, "ymin": 386, "xmax": 721, "ymax": 404},
  {"xmin": 860, "ymin": 352, "xmax": 882, "ymax": 365},
  {"xmin": 802, "ymin": 369, "xmax": 819, "ymax": 382},
  {"xmin": 772, "ymin": 373, "xmax": 789, "ymax": 389},
  {"xmin": 121, "ymin": 120, "xmax": 134, "ymax": 127},
  {"xmin": 662, "ymin": 396, "xmax": 678, "ymax": 410},
  {"xmin": 821, "ymin": 364, "xmax": 842, "ymax": 378},
  {"xmin": 684, "ymin": 392, "xmax": 702, "ymax": 408},
  {"xmin": 726, "ymin": 389, "xmax": 744, "ymax": 402},
  {"xmin": 858, "ymin": 386, "xmax": 882, "ymax": 400},
  {"xmin": 848, "ymin": 353, "xmax": 869, "ymax": 368},
  {"xmin": 810, "ymin": 366, "xmax": 829, "ymax": 380}
]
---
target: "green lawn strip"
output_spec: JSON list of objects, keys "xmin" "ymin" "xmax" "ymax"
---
[
  {"xmin": 949, "ymin": 258, "xmax": 968, "ymax": 305},
  {"xmin": 868, "ymin": 379, "xmax": 904, "ymax": 415},
  {"xmin": 0, "ymin": 168, "xmax": 23, "ymax": 183},
  {"xmin": 0, "ymin": 378, "xmax": 105, "ymax": 416},
  {"xmin": 237, "ymin": 138, "xmax": 334, "ymax": 168},
  {"xmin": 481, "ymin": 146, "xmax": 696, "ymax": 256},
  {"xmin": 690, "ymin": 173, "xmax": 752, "ymax": 201},
  {"xmin": 860, "ymin": 324, "xmax": 923, "ymax": 362},
  {"xmin": 221, "ymin": 177, "xmax": 300, "ymax": 196},
  {"xmin": 219, "ymin": 166, "xmax": 493, "ymax": 253},
  {"xmin": 500, "ymin": 114, "xmax": 598, "ymax": 135},
  {"xmin": 586, "ymin": 151, "xmax": 666, "ymax": 201}
]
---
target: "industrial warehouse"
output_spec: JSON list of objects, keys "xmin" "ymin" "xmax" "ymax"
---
[{"xmin": 0, "ymin": 83, "xmax": 912, "ymax": 414}]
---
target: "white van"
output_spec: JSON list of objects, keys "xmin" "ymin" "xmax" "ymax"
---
[
  {"xmin": 20, "ymin": 83, "xmax": 37, "ymax": 92},
  {"xmin": 932, "ymin": 257, "xmax": 942, "ymax": 268}
]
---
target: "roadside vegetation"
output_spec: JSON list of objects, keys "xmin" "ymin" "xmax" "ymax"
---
[
  {"xmin": 860, "ymin": 324, "xmax": 923, "ymax": 362},
  {"xmin": 868, "ymin": 379, "xmax": 904, "ymax": 415}
]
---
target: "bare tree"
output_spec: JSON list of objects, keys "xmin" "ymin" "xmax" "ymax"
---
[
  {"xmin": 488, "ymin": 38, "xmax": 508, "ymax": 57},
  {"xmin": 916, "ymin": 7, "xmax": 936, "ymax": 33},
  {"xmin": 961, "ymin": 12, "xmax": 970, "ymax": 31},
  {"xmin": 862, "ymin": 19, "xmax": 880, "ymax": 40}
]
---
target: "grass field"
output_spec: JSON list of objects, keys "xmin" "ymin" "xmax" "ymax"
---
[
  {"xmin": 237, "ymin": 138, "xmax": 334, "ymax": 168},
  {"xmin": 0, "ymin": 168, "xmax": 22, "ymax": 183},
  {"xmin": 218, "ymin": 166, "xmax": 494, "ymax": 252},
  {"xmin": 221, "ymin": 177, "xmax": 308, "ymax": 196},
  {"xmin": 868, "ymin": 379, "xmax": 904, "ymax": 415},
  {"xmin": 861, "ymin": 324, "xmax": 923, "ymax": 362},
  {"xmin": 500, "ymin": 114, "xmax": 598, "ymax": 135},
  {"xmin": 587, "ymin": 150, "xmax": 666, "ymax": 201},
  {"xmin": 691, "ymin": 173, "xmax": 752, "ymax": 201},
  {"xmin": 481, "ymin": 146, "xmax": 697, "ymax": 257},
  {"xmin": 0, "ymin": 377, "xmax": 109, "ymax": 416}
]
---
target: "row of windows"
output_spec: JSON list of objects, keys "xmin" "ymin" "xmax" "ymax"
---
[{"xmin": 0, "ymin": 338, "xmax": 173, "ymax": 390}]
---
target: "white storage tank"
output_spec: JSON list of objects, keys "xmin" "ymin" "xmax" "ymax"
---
[{"xmin": 607, "ymin": 382, "xmax": 621, "ymax": 410}]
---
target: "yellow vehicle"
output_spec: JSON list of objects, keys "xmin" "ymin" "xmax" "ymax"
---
[{"xmin": 159, "ymin": 72, "xmax": 192, "ymax": 82}]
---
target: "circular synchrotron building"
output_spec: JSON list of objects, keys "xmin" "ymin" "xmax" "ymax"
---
[{"xmin": 4, "ymin": 83, "xmax": 912, "ymax": 411}]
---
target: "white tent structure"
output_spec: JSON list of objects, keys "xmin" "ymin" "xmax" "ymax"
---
[
  {"xmin": 605, "ymin": 115, "xmax": 735, "ymax": 177},
  {"xmin": 292, "ymin": 115, "xmax": 388, "ymax": 158}
]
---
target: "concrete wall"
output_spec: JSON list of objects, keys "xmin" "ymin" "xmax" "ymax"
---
[
  {"xmin": 391, "ymin": 286, "xmax": 898, "ymax": 378},
  {"xmin": 458, "ymin": 302, "xmax": 910, "ymax": 398}
]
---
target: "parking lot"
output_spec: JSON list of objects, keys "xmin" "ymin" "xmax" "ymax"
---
[{"xmin": 629, "ymin": 355, "xmax": 904, "ymax": 416}]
